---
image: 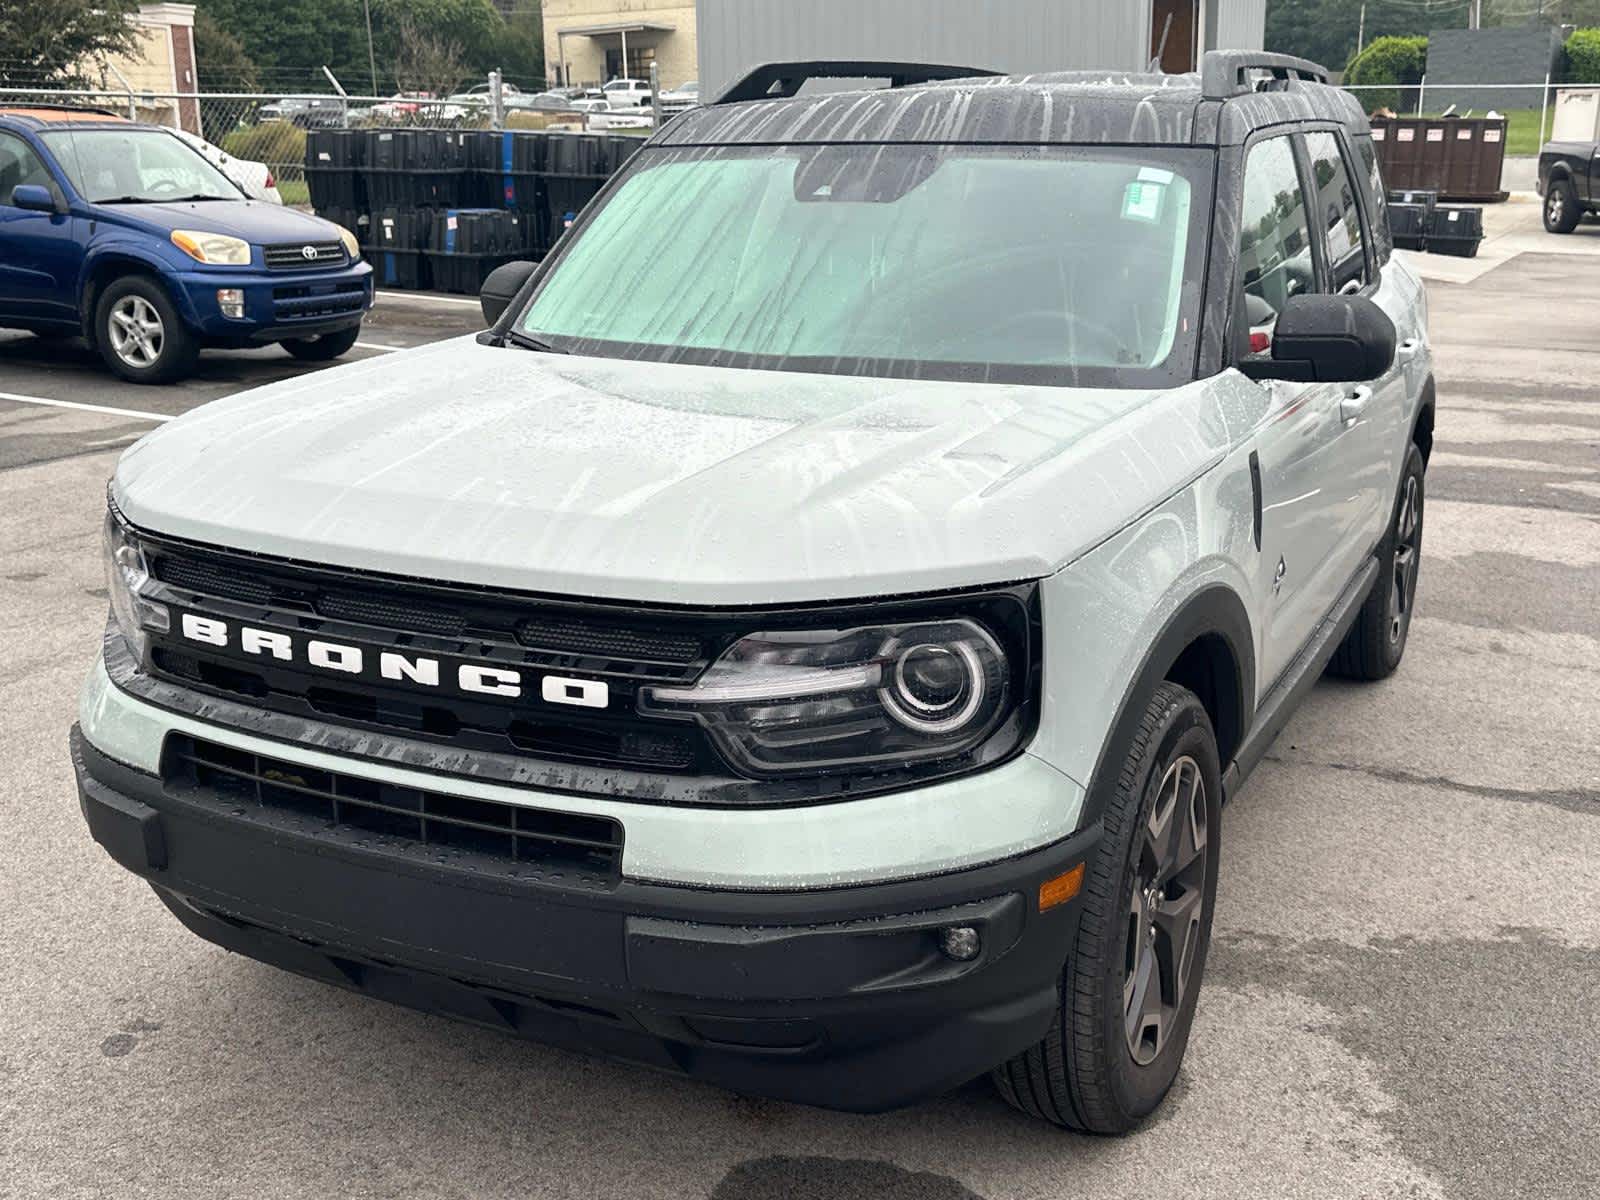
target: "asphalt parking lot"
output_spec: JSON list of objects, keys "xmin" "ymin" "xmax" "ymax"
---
[{"xmin": 3, "ymin": 213, "xmax": 1598, "ymax": 1198}]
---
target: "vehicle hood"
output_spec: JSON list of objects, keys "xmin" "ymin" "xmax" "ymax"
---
[
  {"xmin": 113, "ymin": 340, "xmax": 1265, "ymax": 605},
  {"xmin": 97, "ymin": 199, "xmax": 337, "ymax": 242}
]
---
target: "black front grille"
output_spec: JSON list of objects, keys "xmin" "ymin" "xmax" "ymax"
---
[
  {"xmin": 142, "ymin": 543, "xmax": 716, "ymax": 775},
  {"xmin": 264, "ymin": 240, "xmax": 345, "ymax": 270},
  {"xmin": 162, "ymin": 733, "xmax": 623, "ymax": 880}
]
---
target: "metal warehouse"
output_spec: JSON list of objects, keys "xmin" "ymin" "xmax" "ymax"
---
[{"xmin": 696, "ymin": 0, "xmax": 1267, "ymax": 97}]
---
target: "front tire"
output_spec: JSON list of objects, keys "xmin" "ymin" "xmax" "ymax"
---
[
  {"xmin": 1544, "ymin": 179, "xmax": 1582, "ymax": 234},
  {"xmin": 95, "ymin": 277, "xmax": 197, "ymax": 384},
  {"xmin": 1328, "ymin": 442, "xmax": 1425, "ymax": 682},
  {"xmin": 280, "ymin": 325, "xmax": 361, "ymax": 361},
  {"xmin": 993, "ymin": 682, "xmax": 1221, "ymax": 1133}
]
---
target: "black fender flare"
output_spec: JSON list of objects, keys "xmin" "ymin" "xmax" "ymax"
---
[{"xmin": 1075, "ymin": 584, "xmax": 1255, "ymax": 831}]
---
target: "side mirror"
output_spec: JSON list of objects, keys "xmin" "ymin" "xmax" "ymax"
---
[
  {"xmin": 480, "ymin": 259, "xmax": 538, "ymax": 326},
  {"xmin": 1239, "ymin": 294, "xmax": 1396, "ymax": 383},
  {"xmin": 11, "ymin": 184, "xmax": 61, "ymax": 214}
]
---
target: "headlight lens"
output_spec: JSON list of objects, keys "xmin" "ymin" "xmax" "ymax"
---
[
  {"xmin": 103, "ymin": 509, "xmax": 168, "ymax": 659},
  {"xmin": 334, "ymin": 224, "xmax": 361, "ymax": 259},
  {"xmin": 642, "ymin": 618, "xmax": 1014, "ymax": 777},
  {"xmin": 170, "ymin": 229, "xmax": 252, "ymax": 265}
]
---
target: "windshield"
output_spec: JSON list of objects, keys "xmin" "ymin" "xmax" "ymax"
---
[
  {"xmin": 518, "ymin": 143, "xmax": 1211, "ymax": 387},
  {"xmin": 43, "ymin": 128, "xmax": 241, "ymax": 203}
]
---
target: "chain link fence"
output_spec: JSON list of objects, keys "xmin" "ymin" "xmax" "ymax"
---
[
  {"xmin": 10, "ymin": 75, "xmax": 1600, "ymax": 210},
  {"xmin": 1, "ymin": 82, "xmax": 658, "ymax": 207}
]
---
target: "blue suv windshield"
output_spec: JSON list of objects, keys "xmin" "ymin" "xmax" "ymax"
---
[
  {"xmin": 42, "ymin": 128, "xmax": 241, "ymax": 204},
  {"xmin": 518, "ymin": 143, "xmax": 1213, "ymax": 388}
]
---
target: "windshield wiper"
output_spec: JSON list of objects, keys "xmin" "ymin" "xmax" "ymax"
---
[
  {"xmin": 506, "ymin": 330, "xmax": 569, "ymax": 355},
  {"xmin": 96, "ymin": 196, "xmax": 156, "ymax": 204},
  {"xmin": 167, "ymin": 194, "xmax": 234, "ymax": 202}
]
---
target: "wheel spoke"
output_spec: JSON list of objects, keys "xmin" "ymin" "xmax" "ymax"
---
[
  {"xmin": 1152, "ymin": 887, "xmax": 1203, "ymax": 1003},
  {"xmin": 1124, "ymin": 941, "xmax": 1161, "ymax": 1058}
]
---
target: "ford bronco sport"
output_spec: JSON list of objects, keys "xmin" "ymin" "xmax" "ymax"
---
[{"xmin": 72, "ymin": 53, "xmax": 1434, "ymax": 1132}]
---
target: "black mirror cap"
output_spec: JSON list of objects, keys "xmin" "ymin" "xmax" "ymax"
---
[
  {"xmin": 1240, "ymin": 294, "xmax": 1397, "ymax": 383},
  {"xmin": 479, "ymin": 259, "xmax": 539, "ymax": 327},
  {"xmin": 12, "ymin": 184, "xmax": 62, "ymax": 214}
]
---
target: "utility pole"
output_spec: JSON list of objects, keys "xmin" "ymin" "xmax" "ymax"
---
[
  {"xmin": 363, "ymin": 0, "xmax": 378, "ymax": 95},
  {"xmin": 1470, "ymin": 0, "xmax": 1482, "ymax": 30},
  {"xmin": 1357, "ymin": 3, "xmax": 1367, "ymax": 56}
]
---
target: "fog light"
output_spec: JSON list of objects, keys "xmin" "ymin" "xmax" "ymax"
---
[
  {"xmin": 939, "ymin": 926, "xmax": 981, "ymax": 962},
  {"xmin": 216, "ymin": 288, "xmax": 245, "ymax": 319}
]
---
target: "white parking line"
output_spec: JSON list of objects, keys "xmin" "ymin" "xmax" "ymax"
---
[
  {"xmin": 374, "ymin": 289, "xmax": 482, "ymax": 309},
  {"xmin": 353, "ymin": 340, "xmax": 407, "ymax": 353},
  {"xmin": 0, "ymin": 391, "xmax": 172, "ymax": 422}
]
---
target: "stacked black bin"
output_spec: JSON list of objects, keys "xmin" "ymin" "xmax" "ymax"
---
[
  {"xmin": 305, "ymin": 130, "xmax": 366, "ymax": 212},
  {"xmin": 368, "ymin": 208, "xmax": 433, "ymax": 290},
  {"xmin": 426, "ymin": 209, "xmax": 533, "ymax": 294},
  {"xmin": 1387, "ymin": 203, "xmax": 1429, "ymax": 251},
  {"xmin": 1425, "ymin": 206, "xmax": 1484, "ymax": 258},
  {"xmin": 310, "ymin": 127, "xmax": 647, "ymax": 292}
]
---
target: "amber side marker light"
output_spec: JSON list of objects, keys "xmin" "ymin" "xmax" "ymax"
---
[{"xmin": 1039, "ymin": 863, "xmax": 1085, "ymax": 912}]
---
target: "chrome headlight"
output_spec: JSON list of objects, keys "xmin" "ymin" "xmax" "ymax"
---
[
  {"xmin": 170, "ymin": 229, "xmax": 251, "ymax": 265},
  {"xmin": 642, "ymin": 615, "xmax": 1024, "ymax": 778},
  {"xmin": 103, "ymin": 509, "xmax": 168, "ymax": 659}
]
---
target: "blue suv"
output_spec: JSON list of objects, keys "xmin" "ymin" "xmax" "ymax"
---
[{"xmin": 0, "ymin": 107, "xmax": 373, "ymax": 383}]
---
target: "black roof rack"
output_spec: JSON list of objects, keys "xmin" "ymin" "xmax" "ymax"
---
[
  {"xmin": 714, "ymin": 60, "xmax": 999, "ymax": 106},
  {"xmin": 1200, "ymin": 50, "xmax": 1328, "ymax": 99}
]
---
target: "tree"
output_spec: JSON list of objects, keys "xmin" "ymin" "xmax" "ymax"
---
[
  {"xmin": 391, "ymin": 13, "xmax": 468, "ymax": 97},
  {"xmin": 194, "ymin": 9, "xmax": 259, "ymax": 92},
  {"xmin": 0, "ymin": 0, "xmax": 140, "ymax": 87},
  {"xmin": 497, "ymin": 2, "xmax": 546, "ymax": 88}
]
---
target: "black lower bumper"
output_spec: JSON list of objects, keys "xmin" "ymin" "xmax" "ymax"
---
[{"xmin": 72, "ymin": 726, "xmax": 1095, "ymax": 1111}]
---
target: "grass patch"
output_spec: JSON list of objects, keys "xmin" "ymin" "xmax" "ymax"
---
[{"xmin": 275, "ymin": 178, "xmax": 310, "ymax": 207}]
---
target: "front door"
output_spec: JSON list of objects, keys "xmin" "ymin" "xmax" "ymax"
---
[
  {"xmin": 1238, "ymin": 133, "xmax": 1378, "ymax": 690},
  {"xmin": 1151, "ymin": 0, "xmax": 1198, "ymax": 73},
  {"xmin": 0, "ymin": 131, "xmax": 80, "ymax": 326}
]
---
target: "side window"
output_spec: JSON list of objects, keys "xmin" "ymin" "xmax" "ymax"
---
[
  {"xmin": 0, "ymin": 132, "xmax": 51, "ymax": 207},
  {"xmin": 1239, "ymin": 135, "xmax": 1314, "ymax": 329},
  {"xmin": 1304, "ymin": 131, "xmax": 1368, "ymax": 292},
  {"xmin": 1351, "ymin": 133, "xmax": 1392, "ymax": 262}
]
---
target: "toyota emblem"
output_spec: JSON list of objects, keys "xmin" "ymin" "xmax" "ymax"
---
[{"xmin": 301, "ymin": 244, "xmax": 319, "ymax": 260}]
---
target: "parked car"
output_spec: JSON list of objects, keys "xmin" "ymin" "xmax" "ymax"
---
[
  {"xmin": 1537, "ymin": 138, "xmax": 1598, "ymax": 233},
  {"xmin": 447, "ymin": 81, "xmax": 524, "ymax": 104},
  {"xmin": 509, "ymin": 92, "xmax": 580, "ymax": 114},
  {"xmin": 569, "ymin": 96, "xmax": 610, "ymax": 114},
  {"xmin": 601, "ymin": 78, "xmax": 652, "ymax": 108},
  {"xmin": 658, "ymin": 80, "xmax": 700, "ymax": 111},
  {"xmin": 363, "ymin": 92, "xmax": 465, "ymax": 125},
  {"xmin": 258, "ymin": 96, "xmax": 345, "ymax": 129},
  {"xmin": 0, "ymin": 107, "xmax": 371, "ymax": 382},
  {"xmin": 72, "ymin": 53, "xmax": 1434, "ymax": 1131},
  {"xmin": 171, "ymin": 128, "xmax": 281, "ymax": 204}
]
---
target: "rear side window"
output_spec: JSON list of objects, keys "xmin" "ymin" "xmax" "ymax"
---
[
  {"xmin": 0, "ymin": 131, "xmax": 51, "ymax": 206},
  {"xmin": 1239, "ymin": 135, "xmax": 1314, "ymax": 323},
  {"xmin": 1303, "ymin": 131, "xmax": 1368, "ymax": 292},
  {"xmin": 1350, "ymin": 133, "xmax": 1392, "ymax": 262}
]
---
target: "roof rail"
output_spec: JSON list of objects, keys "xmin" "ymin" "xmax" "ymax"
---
[
  {"xmin": 713, "ymin": 60, "xmax": 999, "ymax": 106},
  {"xmin": 1200, "ymin": 50, "xmax": 1328, "ymax": 99}
]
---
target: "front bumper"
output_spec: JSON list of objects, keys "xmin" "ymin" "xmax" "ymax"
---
[
  {"xmin": 74, "ymin": 726, "xmax": 1094, "ymax": 1110},
  {"xmin": 172, "ymin": 260, "xmax": 373, "ymax": 342}
]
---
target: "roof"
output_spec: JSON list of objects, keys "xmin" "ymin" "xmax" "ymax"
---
[
  {"xmin": 554, "ymin": 20, "xmax": 676, "ymax": 36},
  {"xmin": 0, "ymin": 105, "xmax": 129, "ymax": 129},
  {"xmin": 656, "ymin": 62, "xmax": 1367, "ymax": 150}
]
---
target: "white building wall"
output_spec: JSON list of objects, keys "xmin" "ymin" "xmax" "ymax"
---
[{"xmin": 698, "ymin": 0, "xmax": 1163, "ymax": 99}]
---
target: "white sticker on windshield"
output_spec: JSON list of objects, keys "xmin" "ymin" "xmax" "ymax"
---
[
  {"xmin": 1137, "ymin": 166, "xmax": 1175, "ymax": 185},
  {"xmin": 1123, "ymin": 181, "xmax": 1163, "ymax": 223}
]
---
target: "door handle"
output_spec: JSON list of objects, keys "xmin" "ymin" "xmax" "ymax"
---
[{"xmin": 1340, "ymin": 385, "xmax": 1373, "ymax": 424}]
